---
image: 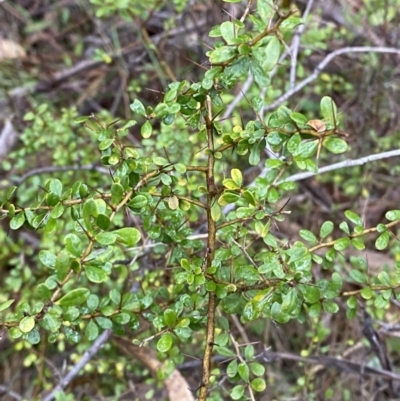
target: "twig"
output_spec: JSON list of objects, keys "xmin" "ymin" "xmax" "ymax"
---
[
  {"xmin": 275, "ymin": 148, "xmax": 400, "ymax": 184},
  {"xmin": 264, "ymin": 46, "xmax": 400, "ymax": 112},
  {"xmin": 41, "ymin": 329, "xmax": 112, "ymax": 401},
  {"xmin": 222, "ymin": 73, "xmax": 253, "ymax": 120},
  {"xmin": 261, "ymin": 348, "xmax": 400, "ymax": 381},
  {"xmin": 0, "ymin": 385, "xmax": 23, "ymax": 401},
  {"xmin": 289, "ymin": 0, "xmax": 315, "ymax": 89},
  {"xmin": 0, "ymin": 116, "xmax": 18, "ymax": 162},
  {"xmin": 232, "ymin": 238, "xmax": 258, "ymax": 269},
  {"xmin": 0, "ymin": 164, "xmax": 110, "ymax": 189}
]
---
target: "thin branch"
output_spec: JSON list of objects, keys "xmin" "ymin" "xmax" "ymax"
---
[
  {"xmin": 41, "ymin": 329, "xmax": 112, "ymax": 401},
  {"xmin": 289, "ymin": 0, "xmax": 315, "ymax": 89},
  {"xmin": 0, "ymin": 116, "xmax": 19, "ymax": 162},
  {"xmin": 264, "ymin": 46, "xmax": 400, "ymax": 112},
  {"xmin": 232, "ymin": 238, "xmax": 258, "ymax": 269},
  {"xmin": 276, "ymin": 148, "xmax": 400, "ymax": 184},
  {"xmin": 0, "ymin": 385, "xmax": 23, "ymax": 401},
  {"xmin": 261, "ymin": 348, "xmax": 400, "ymax": 381},
  {"xmin": 0, "ymin": 164, "xmax": 110, "ymax": 189},
  {"xmin": 222, "ymin": 73, "xmax": 253, "ymax": 120}
]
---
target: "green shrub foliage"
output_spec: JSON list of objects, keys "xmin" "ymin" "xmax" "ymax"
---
[{"xmin": 1, "ymin": 1, "xmax": 400, "ymax": 400}]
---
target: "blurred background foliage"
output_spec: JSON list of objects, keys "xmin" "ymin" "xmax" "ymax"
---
[{"xmin": 1, "ymin": 0, "xmax": 400, "ymax": 400}]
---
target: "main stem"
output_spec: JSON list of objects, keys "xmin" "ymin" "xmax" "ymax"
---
[{"xmin": 198, "ymin": 96, "xmax": 217, "ymax": 401}]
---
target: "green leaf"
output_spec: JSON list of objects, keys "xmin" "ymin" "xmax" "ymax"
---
[
  {"xmin": 374, "ymin": 294, "xmax": 389, "ymax": 309},
  {"xmin": 299, "ymin": 229, "xmax": 317, "ymax": 244},
  {"xmin": 249, "ymin": 141, "xmax": 262, "ymax": 165},
  {"xmin": 85, "ymin": 320, "xmax": 99, "ymax": 341},
  {"xmin": 294, "ymin": 140, "xmax": 318, "ymax": 159},
  {"xmin": 130, "ymin": 99, "xmax": 146, "ymax": 116},
  {"xmin": 230, "ymin": 385, "xmax": 245, "ymax": 400},
  {"xmin": 257, "ymin": 0, "xmax": 274, "ymax": 23},
  {"xmin": 344, "ymin": 210, "xmax": 363, "ymax": 226},
  {"xmin": 280, "ymin": 16, "xmax": 303, "ymax": 30},
  {"xmin": 347, "ymin": 296, "xmax": 357, "ymax": 308},
  {"xmin": 231, "ymin": 168, "xmax": 243, "ymax": 187},
  {"xmin": 209, "ymin": 46, "xmax": 237, "ymax": 63},
  {"xmin": 39, "ymin": 250, "xmax": 57, "ymax": 268},
  {"xmin": 96, "ymin": 232, "xmax": 116, "ymax": 245},
  {"xmin": 250, "ymin": 362, "xmax": 265, "ymax": 376},
  {"xmin": 96, "ymin": 214, "xmax": 111, "ymax": 230},
  {"xmin": 26, "ymin": 328, "xmax": 40, "ymax": 344},
  {"xmin": 164, "ymin": 309, "xmax": 177, "ymax": 327},
  {"xmin": 50, "ymin": 203, "xmax": 64, "ymax": 219},
  {"xmin": 141, "ymin": 121, "xmax": 152, "ymax": 138},
  {"xmin": 351, "ymin": 238, "xmax": 365, "ymax": 250},
  {"xmin": 19, "ymin": 316, "xmax": 35, "ymax": 333},
  {"xmin": 10, "ymin": 212, "xmax": 25, "ymax": 230},
  {"xmin": 320, "ymin": 96, "xmax": 337, "ymax": 122},
  {"xmin": 37, "ymin": 284, "xmax": 51, "ymax": 301},
  {"xmin": 222, "ymin": 178, "xmax": 240, "ymax": 190},
  {"xmin": 99, "ymin": 138, "xmax": 114, "ymax": 150},
  {"xmin": 238, "ymin": 362, "xmax": 250, "ymax": 382},
  {"xmin": 157, "ymin": 333, "xmax": 173, "ymax": 352},
  {"xmin": 109, "ymin": 289, "xmax": 121, "ymax": 305},
  {"xmin": 360, "ymin": 286, "xmax": 373, "ymax": 299},
  {"xmin": 167, "ymin": 195, "xmax": 179, "ymax": 210},
  {"xmin": 339, "ymin": 221, "xmax": 350, "ymax": 235},
  {"xmin": 220, "ymin": 21, "xmax": 237, "ymax": 44},
  {"xmin": 164, "ymin": 88, "xmax": 177, "ymax": 103},
  {"xmin": 263, "ymin": 36, "xmax": 280, "ymax": 70},
  {"xmin": 375, "ymin": 232, "xmax": 390, "ymax": 250},
  {"xmin": 57, "ymin": 288, "xmax": 90, "ymax": 307},
  {"xmin": 378, "ymin": 271, "xmax": 391, "ymax": 286},
  {"xmin": 85, "ymin": 265, "xmax": 108, "ymax": 283},
  {"xmin": 218, "ymin": 192, "xmax": 241, "ymax": 205},
  {"xmin": 83, "ymin": 198, "xmax": 98, "ymax": 231},
  {"xmin": 129, "ymin": 194, "xmax": 148, "ymax": 209},
  {"xmin": 250, "ymin": 59, "xmax": 270, "ymax": 87},
  {"xmin": 0, "ymin": 299, "xmax": 14, "ymax": 312},
  {"xmin": 320, "ymin": 221, "xmax": 334, "ymax": 239},
  {"xmin": 64, "ymin": 233, "xmax": 82, "ymax": 257},
  {"xmin": 251, "ymin": 377, "xmax": 267, "ymax": 392},
  {"xmin": 211, "ymin": 202, "xmax": 221, "ymax": 222},
  {"xmin": 111, "ymin": 183, "xmax": 124, "ymax": 205},
  {"xmin": 87, "ymin": 294, "xmax": 99, "ymax": 311},
  {"xmin": 299, "ymin": 285, "xmax": 320, "ymax": 304},
  {"xmin": 112, "ymin": 312, "xmax": 130, "ymax": 324},
  {"xmin": 4, "ymin": 186, "xmax": 17, "ymax": 202},
  {"xmin": 281, "ymin": 288, "xmax": 297, "ymax": 314},
  {"xmin": 114, "ymin": 227, "xmax": 141, "ymax": 247},
  {"xmin": 386, "ymin": 210, "xmax": 400, "ymax": 221},
  {"xmin": 323, "ymin": 300, "xmax": 339, "ymax": 314},
  {"xmin": 349, "ymin": 269, "xmax": 368, "ymax": 284},
  {"xmin": 242, "ymin": 190, "xmax": 256, "ymax": 206},
  {"xmin": 47, "ymin": 179, "xmax": 63, "ymax": 196},
  {"xmin": 290, "ymin": 112, "xmax": 308, "ymax": 125},
  {"xmin": 323, "ymin": 137, "xmax": 347, "ymax": 154},
  {"xmin": 95, "ymin": 316, "xmax": 113, "ymax": 329},
  {"xmin": 46, "ymin": 192, "xmax": 60, "ymax": 206},
  {"xmin": 244, "ymin": 345, "xmax": 254, "ymax": 360},
  {"xmin": 308, "ymin": 302, "xmax": 321, "ymax": 318},
  {"xmin": 287, "ymin": 133, "xmax": 301, "ymax": 154},
  {"xmin": 334, "ymin": 237, "xmax": 350, "ymax": 251},
  {"xmin": 267, "ymin": 186, "xmax": 279, "ymax": 203},
  {"xmin": 227, "ymin": 359, "xmax": 238, "ymax": 378}
]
